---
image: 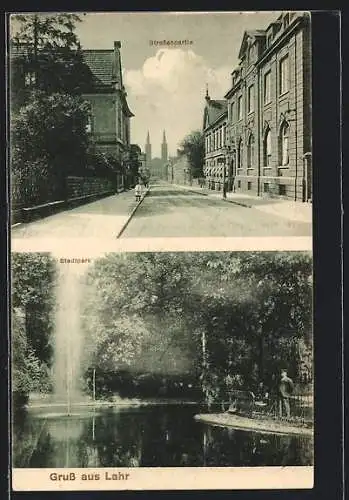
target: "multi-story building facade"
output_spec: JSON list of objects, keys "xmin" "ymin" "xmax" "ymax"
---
[
  {"xmin": 83, "ymin": 41, "xmax": 134, "ymax": 165},
  {"xmin": 203, "ymin": 93, "xmax": 228, "ymax": 191},
  {"xmin": 204, "ymin": 11, "xmax": 312, "ymax": 202}
]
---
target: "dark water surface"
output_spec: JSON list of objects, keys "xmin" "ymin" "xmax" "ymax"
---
[{"xmin": 13, "ymin": 404, "xmax": 313, "ymax": 467}]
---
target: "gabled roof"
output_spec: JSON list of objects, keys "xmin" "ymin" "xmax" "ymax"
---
[
  {"xmin": 203, "ymin": 99, "xmax": 228, "ymax": 130},
  {"xmin": 82, "ymin": 49, "xmax": 117, "ymax": 88},
  {"xmin": 238, "ymin": 30, "xmax": 265, "ymax": 59},
  {"xmin": 82, "ymin": 44, "xmax": 134, "ymax": 117}
]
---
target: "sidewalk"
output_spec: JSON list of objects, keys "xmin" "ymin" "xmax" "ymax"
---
[
  {"xmin": 12, "ymin": 188, "xmax": 150, "ymax": 239},
  {"xmin": 172, "ymin": 183, "xmax": 312, "ymax": 224}
]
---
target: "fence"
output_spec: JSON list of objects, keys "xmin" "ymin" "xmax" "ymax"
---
[
  {"xmin": 11, "ymin": 174, "xmax": 118, "ymax": 224},
  {"xmin": 216, "ymin": 392, "xmax": 313, "ymax": 429},
  {"xmin": 252, "ymin": 393, "xmax": 313, "ymax": 427}
]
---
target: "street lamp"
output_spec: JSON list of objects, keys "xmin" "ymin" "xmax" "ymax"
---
[{"xmin": 222, "ymin": 146, "xmax": 228, "ymax": 199}]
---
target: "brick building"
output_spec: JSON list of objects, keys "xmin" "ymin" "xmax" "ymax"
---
[
  {"xmin": 83, "ymin": 41, "xmax": 134, "ymax": 165},
  {"xmin": 204, "ymin": 11, "xmax": 312, "ymax": 202}
]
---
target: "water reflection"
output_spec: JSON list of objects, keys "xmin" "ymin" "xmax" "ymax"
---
[{"xmin": 13, "ymin": 405, "xmax": 313, "ymax": 467}]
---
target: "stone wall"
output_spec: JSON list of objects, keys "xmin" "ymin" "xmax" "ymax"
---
[{"xmin": 66, "ymin": 176, "xmax": 115, "ymax": 199}]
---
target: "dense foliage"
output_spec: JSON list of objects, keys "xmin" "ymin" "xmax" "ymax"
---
[
  {"xmin": 178, "ymin": 131, "xmax": 205, "ymax": 179},
  {"xmin": 83, "ymin": 252, "xmax": 313, "ymax": 401},
  {"xmin": 10, "ymin": 14, "xmax": 95, "ymax": 208},
  {"xmin": 12, "ymin": 253, "xmax": 57, "ymax": 400},
  {"xmin": 11, "ymin": 252, "xmax": 313, "ymax": 406},
  {"xmin": 11, "ymin": 14, "xmax": 90, "ymax": 100}
]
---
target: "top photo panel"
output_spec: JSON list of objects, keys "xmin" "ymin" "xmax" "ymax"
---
[{"xmin": 9, "ymin": 11, "xmax": 312, "ymax": 240}]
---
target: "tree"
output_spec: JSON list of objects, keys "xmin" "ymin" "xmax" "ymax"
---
[
  {"xmin": 81, "ymin": 252, "xmax": 313, "ymax": 403},
  {"xmin": 11, "ymin": 13, "xmax": 91, "ymax": 100},
  {"xmin": 12, "ymin": 308, "xmax": 52, "ymax": 404},
  {"xmin": 178, "ymin": 131, "xmax": 205, "ymax": 179},
  {"xmin": 11, "ymin": 91, "xmax": 91, "ymax": 206},
  {"xmin": 195, "ymin": 252, "xmax": 313, "ymax": 392},
  {"xmin": 129, "ymin": 144, "xmax": 142, "ymax": 186},
  {"xmin": 12, "ymin": 253, "xmax": 57, "ymax": 366}
]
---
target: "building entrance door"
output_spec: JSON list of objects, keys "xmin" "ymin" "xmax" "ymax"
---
[{"xmin": 229, "ymin": 157, "xmax": 236, "ymax": 192}]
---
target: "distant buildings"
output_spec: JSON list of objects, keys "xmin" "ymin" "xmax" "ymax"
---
[
  {"xmin": 203, "ymin": 93, "xmax": 228, "ymax": 190},
  {"xmin": 203, "ymin": 11, "xmax": 312, "ymax": 202},
  {"xmin": 144, "ymin": 131, "xmax": 169, "ymax": 179}
]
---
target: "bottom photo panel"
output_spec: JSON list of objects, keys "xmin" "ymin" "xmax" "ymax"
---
[{"xmin": 11, "ymin": 250, "xmax": 314, "ymax": 490}]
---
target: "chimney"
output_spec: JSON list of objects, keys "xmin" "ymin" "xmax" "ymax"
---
[
  {"xmin": 205, "ymin": 84, "xmax": 210, "ymax": 103},
  {"xmin": 112, "ymin": 41, "xmax": 122, "ymax": 88}
]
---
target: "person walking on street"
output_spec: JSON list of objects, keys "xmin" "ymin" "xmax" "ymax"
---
[
  {"xmin": 135, "ymin": 182, "xmax": 142, "ymax": 202},
  {"xmin": 278, "ymin": 369, "xmax": 294, "ymax": 419}
]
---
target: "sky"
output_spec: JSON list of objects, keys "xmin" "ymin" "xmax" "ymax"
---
[{"xmin": 11, "ymin": 11, "xmax": 282, "ymax": 157}]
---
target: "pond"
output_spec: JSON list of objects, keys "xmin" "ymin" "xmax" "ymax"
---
[{"xmin": 13, "ymin": 404, "xmax": 313, "ymax": 468}]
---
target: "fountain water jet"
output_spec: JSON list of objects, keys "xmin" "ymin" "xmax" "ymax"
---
[{"xmin": 53, "ymin": 261, "xmax": 90, "ymax": 415}]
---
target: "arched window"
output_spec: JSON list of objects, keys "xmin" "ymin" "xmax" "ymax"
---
[
  {"xmin": 238, "ymin": 139, "xmax": 243, "ymax": 169},
  {"xmin": 263, "ymin": 128, "xmax": 272, "ymax": 167},
  {"xmin": 279, "ymin": 122, "xmax": 289, "ymax": 166},
  {"xmin": 247, "ymin": 134, "xmax": 255, "ymax": 168}
]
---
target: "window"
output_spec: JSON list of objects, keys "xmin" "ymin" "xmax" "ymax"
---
[
  {"xmin": 237, "ymin": 139, "xmax": 243, "ymax": 169},
  {"xmin": 280, "ymin": 55, "xmax": 289, "ymax": 94},
  {"xmin": 247, "ymin": 181, "xmax": 252, "ymax": 190},
  {"xmin": 237, "ymin": 95, "xmax": 242, "ymax": 120},
  {"xmin": 264, "ymin": 128, "xmax": 272, "ymax": 167},
  {"xmin": 248, "ymin": 85, "xmax": 254, "ymax": 113},
  {"xmin": 230, "ymin": 102, "xmax": 235, "ymax": 122},
  {"xmin": 264, "ymin": 71, "xmax": 271, "ymax": 104},
  {"xmin": 279, "ymin": 184, "xmax": 286, "ymax": 196},
  {"xmin": 264, "ymin": 183, "xmax": 270, "ymax": 193},
  {"xmin": 280, "ymin": 122, "xmax": 289, "ymax": 165},
  {"xmin": 247, "ymin": 134, "xmax": 255, "ymax": 168},
  {"xmin": 237, "ymin": 180, "xmax": 241, "ymax": 188}
]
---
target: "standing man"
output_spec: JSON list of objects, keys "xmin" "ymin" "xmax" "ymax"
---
[{"xmin": 278, "ymin": 369, "xmax": 294, "ymax": 418}]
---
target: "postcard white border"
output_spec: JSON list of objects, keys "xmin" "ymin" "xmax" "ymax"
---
[
  {"xmin": 12, "ymin": 466, "xmax": 314, "ymax": 491},
  {"xmin": 11, "ymin": 236, "xmax": 313, "ymax": 255}
]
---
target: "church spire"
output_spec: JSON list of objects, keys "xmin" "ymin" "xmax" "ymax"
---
[
  {"xmin": 161, "ymin": 129, "xmax": 168, "ymax": 163},
  {"xmin": 145, "ymin": 130, "xmax": 151, "ymax": 166}
]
